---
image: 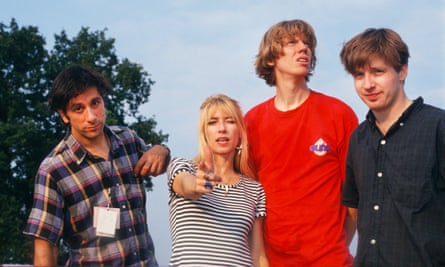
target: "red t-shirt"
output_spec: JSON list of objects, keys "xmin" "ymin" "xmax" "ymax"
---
[{"xmin": 245, "ymin": 91, "xmax": 358, "ymax": 267}]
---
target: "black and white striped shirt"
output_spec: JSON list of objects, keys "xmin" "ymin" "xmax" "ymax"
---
[{"xmin": 167, "ymin": 157, "xmax": 266, "ymax": 266}]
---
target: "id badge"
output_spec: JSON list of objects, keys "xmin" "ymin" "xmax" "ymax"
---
[{"xmin": 94, "ymin": 206, "xmax": 120, "ymax": 238}]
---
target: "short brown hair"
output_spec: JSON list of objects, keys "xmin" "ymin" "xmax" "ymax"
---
[{"xmin": 340, "ymin": 28, "xmax": 410, "ymax": 74}]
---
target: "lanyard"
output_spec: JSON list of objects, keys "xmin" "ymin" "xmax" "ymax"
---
[{"xmin": 105, "ymin": 187, "xmax": 112, "ymax": 208}]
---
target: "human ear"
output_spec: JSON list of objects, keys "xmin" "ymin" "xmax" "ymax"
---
[
  {"xmin": 57, "ymin": 109, "xmax": 69, "ymax": 124},
  {"xmin": 399, "ymin": 64, "xmax": 408, "ymax": 82}
]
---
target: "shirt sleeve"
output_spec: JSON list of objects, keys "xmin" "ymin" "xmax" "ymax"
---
[
  {"xmin": 342, "ymin": 135, "xmax": 359, "ymax": 208},
  {"xmin": 166, "ymin": 157, "xmax": 196, "ymax": 195},
  {"xmin": 256, "ymin": 182, "xmax": 267, "ymax": 218},
  {"xmin": 338, "ymin": 104, "xmax": 359, "ymax": 182},
  {"xmin": 23, "ymin": 158, "xmax": 64, "ymax": 245},
  {"xmin": 438, "ymin": 114, "xmax": 445, "ymax": 186},
  {"xmin": 129, "ymin": 127, "xmax": 151, "ymax": 153}
]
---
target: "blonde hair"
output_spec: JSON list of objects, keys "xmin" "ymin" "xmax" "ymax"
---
[{"xmin": 196, "ymin": 94, "xmax": 255, "ymax": 179}]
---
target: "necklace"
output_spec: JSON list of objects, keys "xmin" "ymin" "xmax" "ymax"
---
[
  {"xmin": 215, "ymin": 184, "xmax": 230, "ymax": 196},
  {"xmin": 215, "ymin": 175, "xmax": 240, "ymax": 196}
]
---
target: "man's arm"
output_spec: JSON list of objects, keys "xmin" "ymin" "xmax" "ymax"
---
[
  {"xmin": 134, "ymin": 144, "xmax": 171, "ymax": 177},
  {"xmin": 34, "ymin": 238, "xmax": 58, "ymax": 267},
  {"xmin": 344, "ymin": 207, "xmax": 358, "ymax": 245}
]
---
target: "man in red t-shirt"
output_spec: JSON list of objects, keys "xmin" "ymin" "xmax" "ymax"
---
[{"xmin": 244, "ymin": 19, "xmax": 358, "ymax": 267}]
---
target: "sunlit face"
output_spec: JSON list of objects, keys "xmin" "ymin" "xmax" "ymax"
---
[
  {"xmin": 273, "ymin": 36, "xmax": 312, "ymax": 80},
  {"xmin": 352, "ymin": 57, "xmax": 407, "ymax": 113},
  {"xmin": 205, "ymin": 109, "xmax": 240, "ymax": 157},
  {"xmin": 58, "ymin": 86, "xmax": 106, "ymax": 145}
]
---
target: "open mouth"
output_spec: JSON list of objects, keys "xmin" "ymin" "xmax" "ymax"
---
[{"xmin": 216, "ymin": 137, "xmax": 229, "ymax": 143}]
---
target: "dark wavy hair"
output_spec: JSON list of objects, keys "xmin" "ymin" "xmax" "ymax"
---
[{"xmin": 48, "ymin": 65, "xmax": 113, "ymax": 113}]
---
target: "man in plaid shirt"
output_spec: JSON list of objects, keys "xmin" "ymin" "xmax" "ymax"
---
[{"xmin": 24, "ymin": 65, "xmax": 170, "ymax": 267}]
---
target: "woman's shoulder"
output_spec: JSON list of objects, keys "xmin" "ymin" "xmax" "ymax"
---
[{"xmin": 240, "ymin": 175, "xmax": 263, "ymax": 188}]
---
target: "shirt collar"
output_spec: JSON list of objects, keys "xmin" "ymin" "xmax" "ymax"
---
[
  {"xmin": 366, "ymin": 97, "xmax": 424, "ymax": 128},
  {"xmin": 55, "ymin": 125, "xmax": 120, "ymax": 164}
]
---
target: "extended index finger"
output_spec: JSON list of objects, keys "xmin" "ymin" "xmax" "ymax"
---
[{"xmin": 203, "ymin": 144, "xmax": 214, "ymax": 174}]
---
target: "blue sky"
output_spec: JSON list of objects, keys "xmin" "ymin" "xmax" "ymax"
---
[{"xmin": 3, "ymin": 0, "xmax": 444, "ymax": 265}]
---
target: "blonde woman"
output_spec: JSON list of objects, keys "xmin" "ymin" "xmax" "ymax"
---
[{"xmin": 167, "ymin": 94, "xmax": 268, "ymax": 267}]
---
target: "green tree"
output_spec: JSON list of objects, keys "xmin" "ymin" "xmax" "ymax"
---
[{"xmin": 0, "ymin": 18, "xmax": 168, "ymax": 264}]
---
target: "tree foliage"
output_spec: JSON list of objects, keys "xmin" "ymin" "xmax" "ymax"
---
[{"xmin": 0, "ymin": 18, "xmax": 168, "ymax": 264}]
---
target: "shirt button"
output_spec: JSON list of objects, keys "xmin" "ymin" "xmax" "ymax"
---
[
  {"xmin": 370, "ymin": 239, "xmax": 377, "ymax": 245},
  {"xmin": 128, "ymin": 228, "xmax": 132, "ymax": 232},
  {"xmin": 377, "ymin": 172, "xmax": 383, "ymax": 178},
  {"xmin": 122, "ymin": 204, "xmax": 126, "ymax": 209},
  {"xmin": 400, "ymin": 122, "xmax": 404, "ymax": 127},
  {"xmin": 373, "ymin": 205, "xmax": 380, "ymax": 211},
  {"xmin": 380, "ymin": 139, "xmax": 386, "ymax": 145}
]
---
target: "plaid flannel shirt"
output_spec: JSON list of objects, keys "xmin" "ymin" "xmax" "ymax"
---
[{"xmin": 24, "ymin": 126, "xmax": 158, "ymax": 267}]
